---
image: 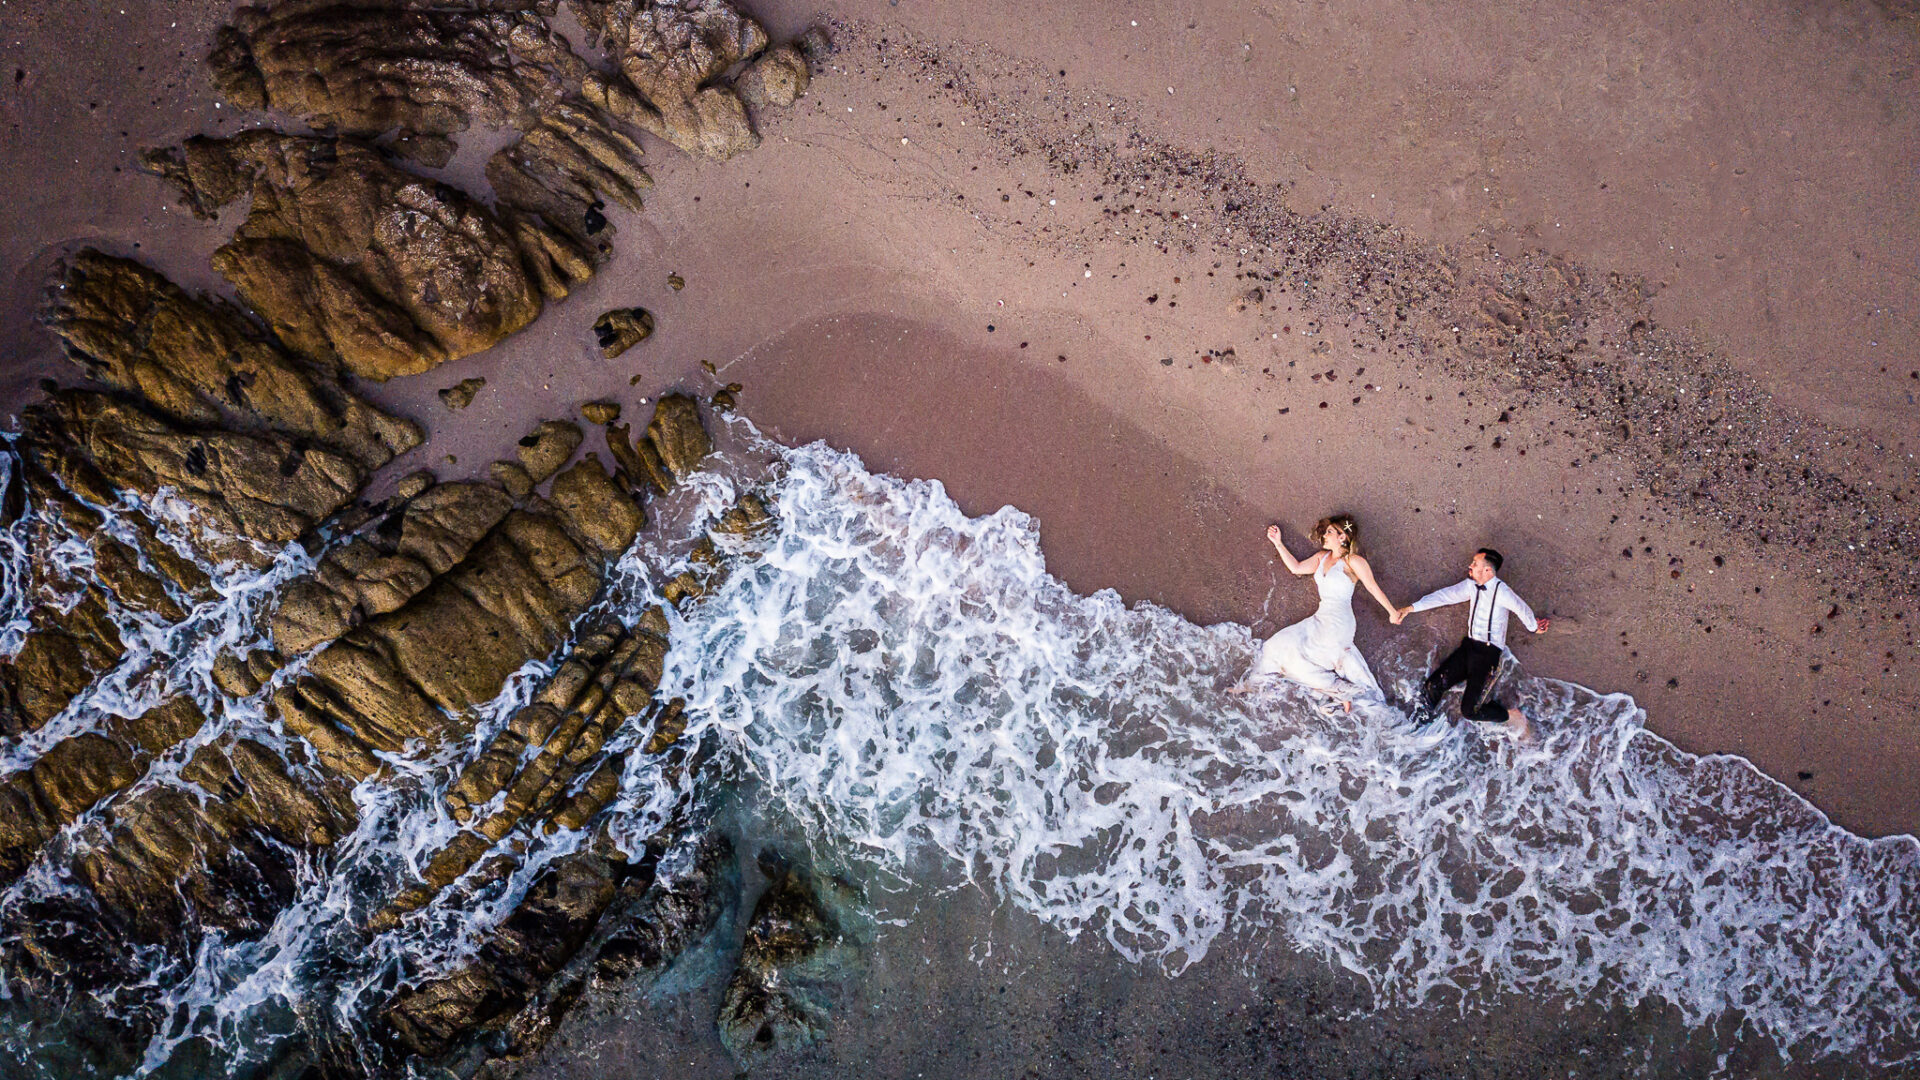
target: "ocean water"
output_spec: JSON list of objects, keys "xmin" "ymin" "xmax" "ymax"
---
[{"xmin": 1, "ymin": 424, "xmax": 1916, "ymax": 1077}]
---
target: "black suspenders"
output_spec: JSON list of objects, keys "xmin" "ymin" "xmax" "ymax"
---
[{"xmin": 1468, "ymin": 581, "xmax": 1501, "ymax": 643}]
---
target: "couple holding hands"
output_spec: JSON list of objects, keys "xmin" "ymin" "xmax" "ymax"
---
[{"xmin": 1245, "ymin": 515, "xmax": 1550, "ymax": 741}]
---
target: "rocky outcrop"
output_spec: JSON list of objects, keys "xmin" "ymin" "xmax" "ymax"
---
[
  {"xmin": 44, "ymin": 251, "xmax": 422, "ymax": 470},
  {"xmin": 268, "ymin": 481, "xmax": 514, "ymax": 655},
  {"xmin": 1, "ymin": 251, "xmax": 417, "ymax": 737},
  {"xmin": 0, "ymin": 696, "xmax": 207, "ymax": 883},
  {"xmin": 372, "ymin": 613, "xmax": 671, "ymax": 929},
  {"xmin": 487, "ymin": 98, "xmax": 651, "ymax": 260},
  {"xmin": 208, "ymin": 2, "xmax": 587, "ymax": 167},
  {"xmin": 606, "ymin": 391, "xmax": 712, "ymax": 497},
  {"xmin": 145, "ymin": 133, "xmax": 583, "ymax": 381},
  {"xmin": 574, "ymin": 0, "xmax": 800, "ymax": 160}
]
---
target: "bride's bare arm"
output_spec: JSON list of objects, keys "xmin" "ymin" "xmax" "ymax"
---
[
  {"xmin": 1349, "ymin": 555, "xmax": 1398, "ymax": 615},
  {"xmin": 1266, "ymin": 525, "xmax": 1322, "ymax": 575}
]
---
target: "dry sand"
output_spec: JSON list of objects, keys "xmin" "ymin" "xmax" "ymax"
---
[{"xmin": 3, "ymin": 0, "xmax": 1917, "ymax": 858}]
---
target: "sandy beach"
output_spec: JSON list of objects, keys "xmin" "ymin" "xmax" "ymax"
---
[{"xmin": 13, "ymin": 0, "xmax": 1912, "ymax": 836}]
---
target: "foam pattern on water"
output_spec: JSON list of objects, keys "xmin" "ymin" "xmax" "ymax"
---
[{"xmin": 660, "ymin": 437, "xmax": 1920, "ymax": 1067}]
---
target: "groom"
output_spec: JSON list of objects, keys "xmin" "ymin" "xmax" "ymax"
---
[{"xmin": 1392, "ymin": 548, "xmax": 1549, "ymax": 740}]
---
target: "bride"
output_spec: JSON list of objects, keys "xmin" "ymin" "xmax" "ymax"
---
[{"xmin": 1246, "ymin": 515, "xmax": 1398, "ymax": 708}]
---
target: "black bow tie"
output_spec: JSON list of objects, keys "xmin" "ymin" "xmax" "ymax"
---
[{"xmin": 1474, "ymin": 584, "xmax": 1485, "ymax": 591}]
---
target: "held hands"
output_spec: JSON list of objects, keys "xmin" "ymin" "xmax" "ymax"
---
[
  {"xmin": 1535, "ymin": 618, "xmax": 1551, "ymax": 634},
  {"xmin": 1390, "ymin": 606, "xmax": 1412, "ymax": 625}
]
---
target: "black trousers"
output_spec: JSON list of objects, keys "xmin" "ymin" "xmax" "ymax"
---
[{"xmin": 1422, "ymin": 638, "xmax": 1508, "ymax": 723}]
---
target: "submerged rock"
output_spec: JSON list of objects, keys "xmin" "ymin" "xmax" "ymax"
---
[
  {"xmin": 717, "ymin": 851, "xmax": 865, "ymax": 1062},
  {"xmin": 145, "ymin": 132, "xmax": 572, "ymax": 380}
]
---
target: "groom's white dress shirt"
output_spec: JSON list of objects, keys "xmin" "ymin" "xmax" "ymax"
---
[{"xmin": 1408, "ymin": 576, "xmax": 1539, "ymax": 649}]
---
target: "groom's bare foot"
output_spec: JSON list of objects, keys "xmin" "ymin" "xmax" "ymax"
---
[{"xmin": 1505, "ymin": 709, "xmax": 1535, "ymax": 744}]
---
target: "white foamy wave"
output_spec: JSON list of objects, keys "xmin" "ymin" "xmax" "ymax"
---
[{"xmin": 659, "ymin": 436, "xmax": 1920, "ymax": 1068}]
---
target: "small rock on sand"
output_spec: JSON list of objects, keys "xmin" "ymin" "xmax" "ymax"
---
[
  {"xmin": 594, "ymin": 308, "xmax": 654, "ymax": 359},
  {"xmin": 516, "ymin": 420, "xmax": 583, "ymax": 482},
  {"xmin": 438, "ymin": 377, "xmax": 486, "ymax": 410},
  {"xmin": 581, "ymin": 400, "xmax": 621, "ymax": 425}
]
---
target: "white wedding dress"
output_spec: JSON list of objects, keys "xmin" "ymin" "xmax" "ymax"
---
[{"xmin": 1255, "ymin": 555, "xmax": 1384, "ymax": 701}]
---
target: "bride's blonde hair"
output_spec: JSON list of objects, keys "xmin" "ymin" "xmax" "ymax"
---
[{"xmin": 1313, "ymin": 514, "xmax": 1361, "ymax": 580}]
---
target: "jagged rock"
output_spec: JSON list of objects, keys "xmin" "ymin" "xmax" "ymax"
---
[
  {"xmin": 517, "ymin": 419, "xmax": 582, "ymax": 482},
  {"xmin": 575, "ymin": 0, "xmax": 767, "ymax": 160},
  {"xmin": 491, "ymin": 460, "xmax": 536, "ymax": 500},
  {"xmin": 712, "ymin": 491, "xmax": 774, "ymax": 537},
  {"xmin": 441, "ymin": 377, "xmax": 487, "ymax": 411},
  {"xmin": 602, "ymin": 420, "xmax": 647, "ymax": 489},
  {"xmin": 501, "ymin": 208, "xmax": 599, "ymax": 303},
  {"xmin": 395, "ymin": 470, "xmax": 436, "ymax": 500},
  {"xmin": 0, "ymin": 697, "xmax": 208, "ymax": 884},
  {"xmin": 271, "ymin": 507, "xmax": 601, "ymax": 776},
  {"xmin": 15, "ymin": 734, "xmax": 359, "ymax": 967},
  {"xmin": 0, "ymin": 589, "xmax": 124, "ymax": 737},
  {"xmin": 580, "ymin": 400, "xmax": 620, "ymax": 425},
  {"xmin": 717, "ymin": 852, "xmax": 862, "ymax": 1062},
  {"xmin": 486, "ymin": 97, "xmax": 650, "ymax": 254},
  {"xmin": 93, "ymin": 744, "xmax": 349, "ymax": 942},
  {"xmin": 593, "ymin": 307, "xmax": 653, "ymax": 358},
  {"xmin": 269, "ymin": 482, "xmax": 513, "ymax": 654},
  {"xmin": 641, "ymin": 698, "xmax": 687, "ymax": 754},
  {"xmin": 211, "ymin": 648, "xmax": 282, "ymax": 698},
  {"xmin": 383, "ymin": 849, "xmax": 620, "ymax": 1058},
  {"xmin": 711, "ymin": 383, "xmax": 741, "ymax": 412},
  {"xmin": 43, "ymin": 251, "xmax": 423, "ymax": 472},
  {"xmin": 549, "ymin": 453, "xmax": 645, "ymax": 558},
  {"xmin": 732, "ymin": 43, "xmax": 810, "ymax": 110},
  {"xmin": 144, "ymin": 132, "xmax": 564, "ymax": 380},
  {"xmin": 208, "ymin": 3, "xmax": 585, "ymax": 161},
  {"xmin": 591, "ymin": 827, "xmax": 732, "ymax": 986},
  {"xmin": 21, "ymin": 389, "xmax": 366, "ymax": 568},
  {"xmin": 646, "ymin": 393, "xmax": 712, "ymax": 482}
]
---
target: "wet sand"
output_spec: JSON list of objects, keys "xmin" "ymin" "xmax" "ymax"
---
[{"xmin": 3, "ymin": 0, "xmax": 1916, "ymax": 844}]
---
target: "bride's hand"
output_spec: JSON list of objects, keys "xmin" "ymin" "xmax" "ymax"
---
[{"xmin": 1266, "ymin": 524, "xmax": 1282, "ymax": 541}]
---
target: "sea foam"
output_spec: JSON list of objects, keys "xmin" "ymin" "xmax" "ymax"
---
[{"xmin": 658, "ymin": 432, "xmax": 1920, "ymax": 1068}]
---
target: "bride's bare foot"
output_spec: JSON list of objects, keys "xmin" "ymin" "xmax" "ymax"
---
[
  {"xmin": 1504, "ymin": 709, "xmax": 1535, "ymax": 744},
  {"xmin": 1341, "ymin": 698, "xmax": 1354, "ymax": 714}
]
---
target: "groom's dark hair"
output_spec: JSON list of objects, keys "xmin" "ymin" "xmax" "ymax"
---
[{"xmin": 1476, "ymin": 547, "xmax": 1505, "ymax": 572}]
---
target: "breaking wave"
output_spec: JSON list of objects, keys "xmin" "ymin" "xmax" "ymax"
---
[{"xmin": 660, "ymin": 431, "xmax": 1920, "ymax": 1068}]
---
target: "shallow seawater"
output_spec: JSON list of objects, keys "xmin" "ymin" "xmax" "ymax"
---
[{"xmin": 1, "ymin": 423, "xmax": 1915, "ymax": 1078}]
